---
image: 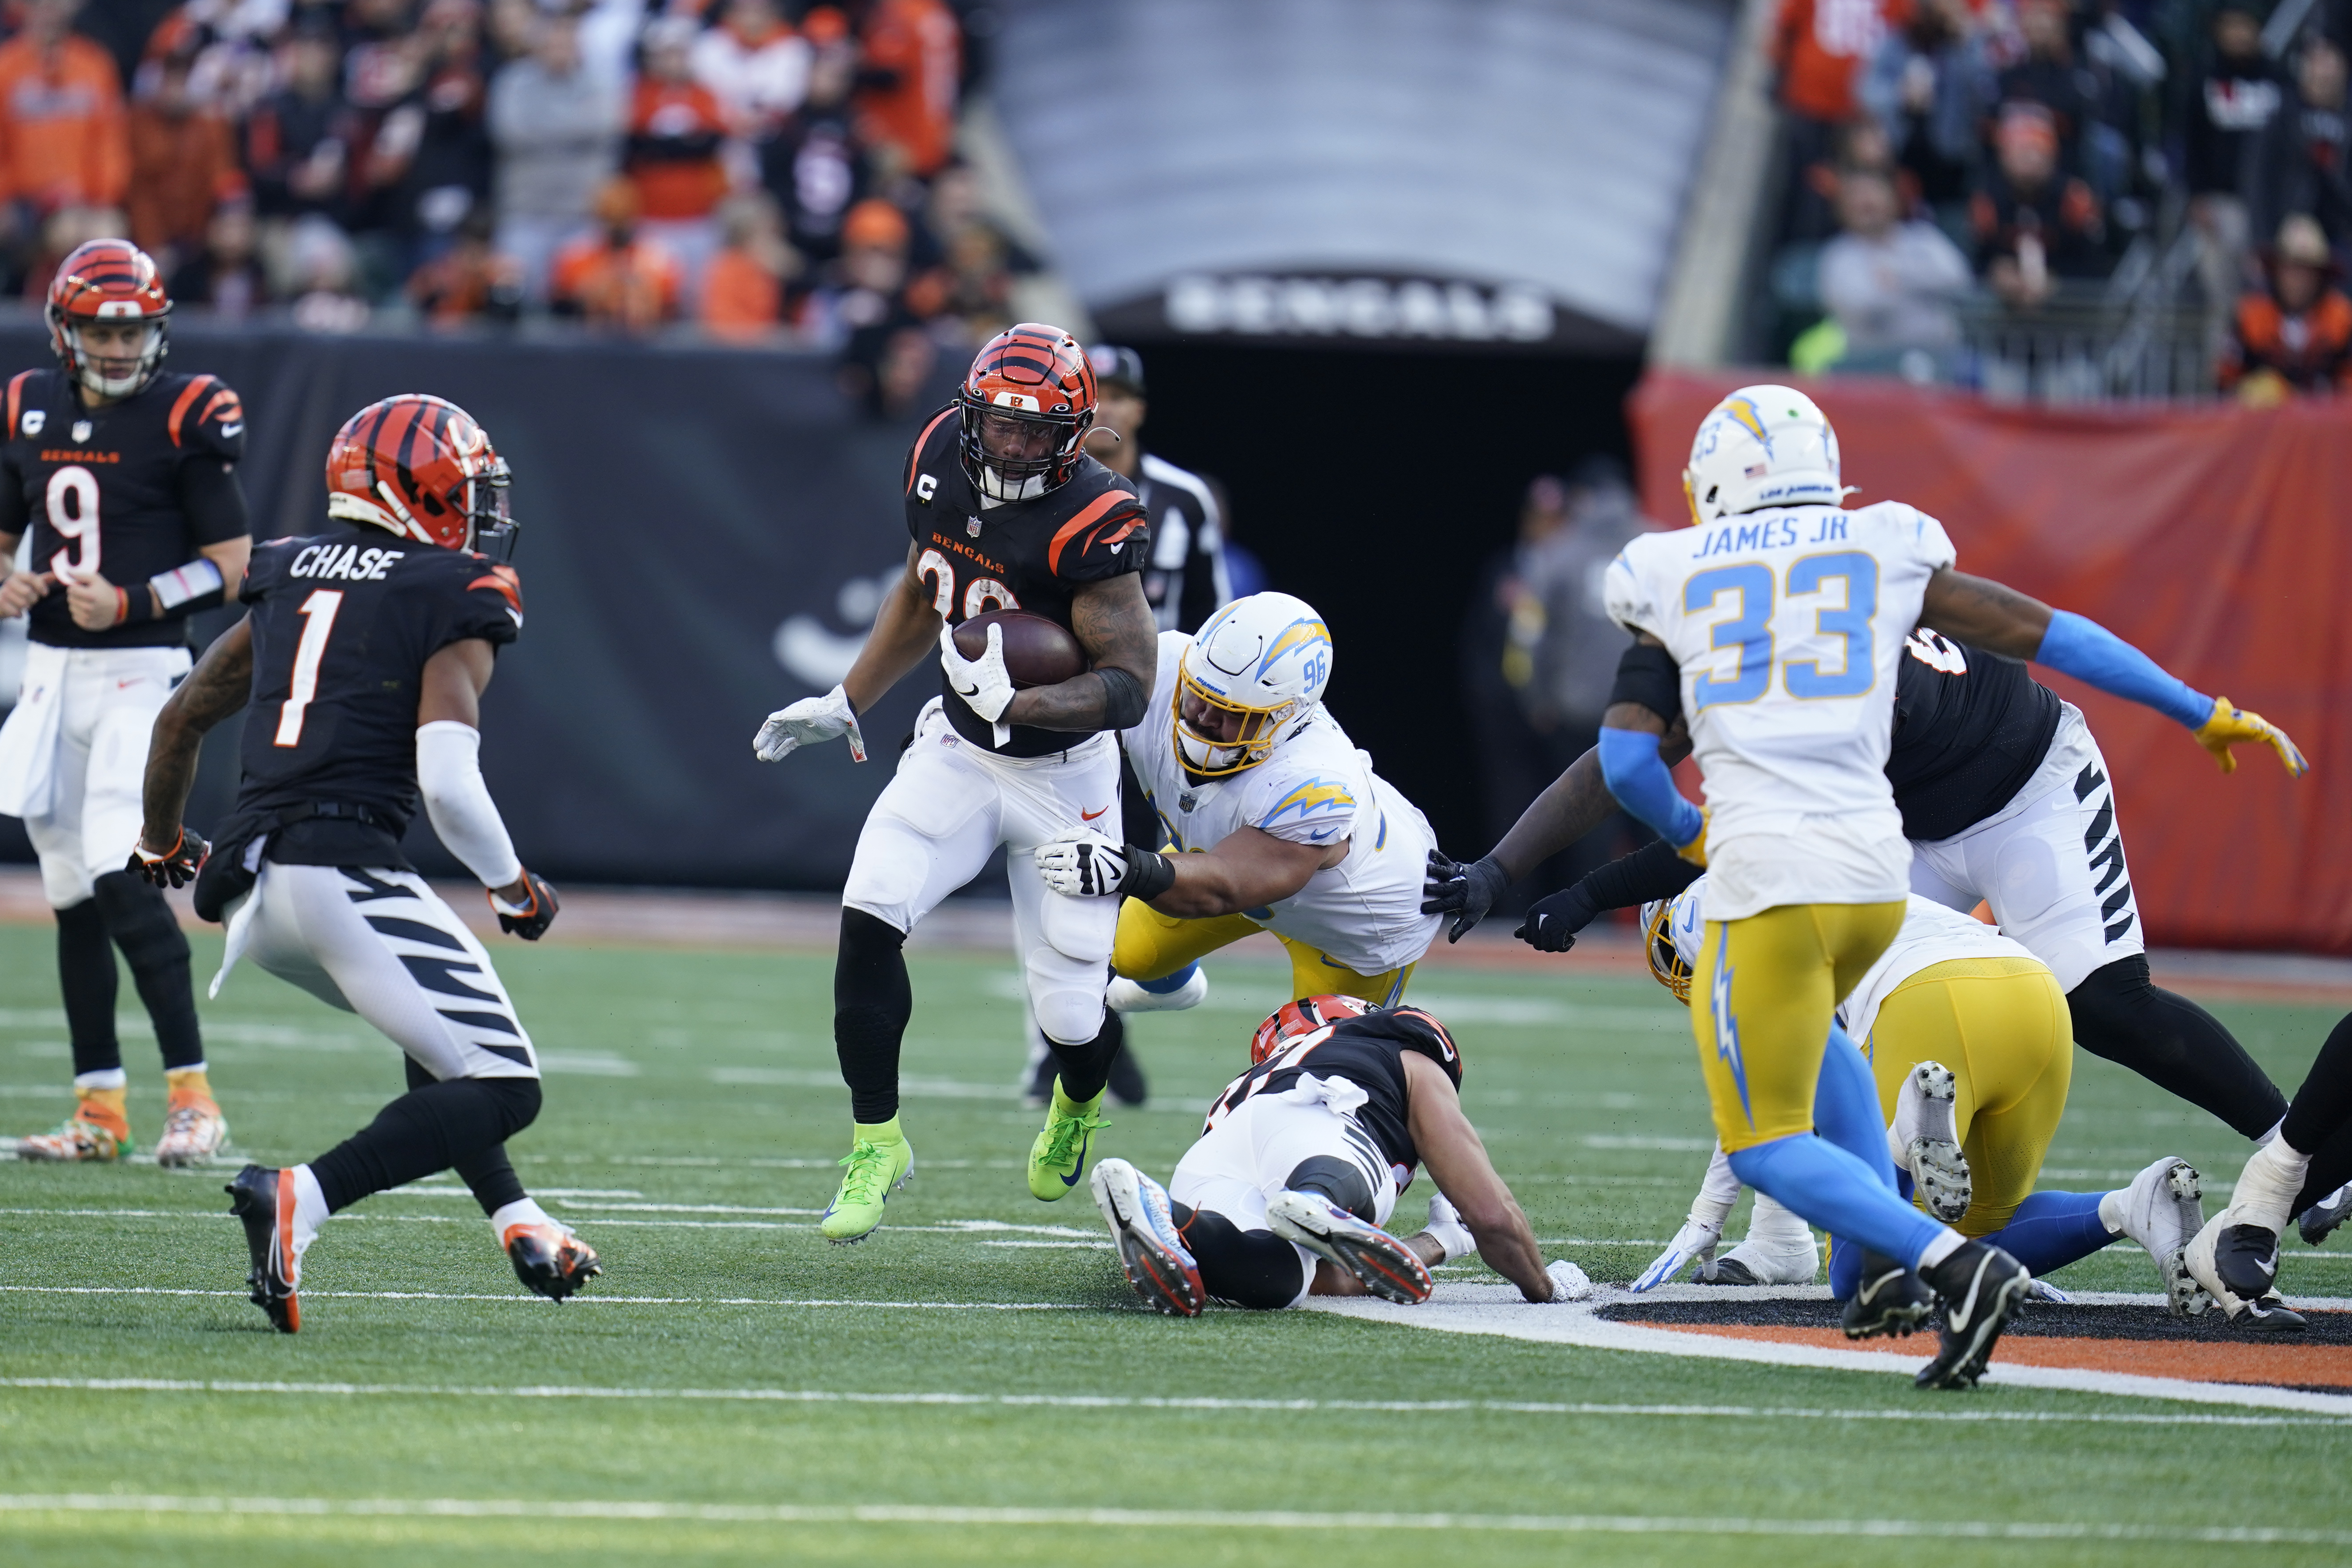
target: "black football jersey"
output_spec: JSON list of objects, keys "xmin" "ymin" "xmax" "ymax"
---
[
  {"xmin": 1887, "ymin": 629, "xmax": 2062, "ymax": 842},
  {"xmin": 1203, "ymin": 1008, "xmax": 1464, "ymax": 1183},
  {"xmin": 0, "ymin": 368, "xmax": 249, "ymax": 649},
  {"xmin": 228, "ymin": 524, "xmax": 522, "ymax": 868},
  {"xmin": 901, "ymin": 404, "xmax": 1150, "ymax": 757}
]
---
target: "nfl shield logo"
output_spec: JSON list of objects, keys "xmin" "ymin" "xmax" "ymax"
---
[
  {"xmin": 965, "ymin": 516, "xmax": 982, "ymax": 537},
  {"xmin": 1179, "ymin": 793, "xmax": 1197, "ymax": 813},
  {"xmin": 71, "ymin": 420, "xmax": 91, "ymax": 442}
]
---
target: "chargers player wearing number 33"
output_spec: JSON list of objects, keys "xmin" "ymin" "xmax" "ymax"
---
[{"xmin": 1600, "ymin": 385, "xmax": 2306, "ymax": 1390}]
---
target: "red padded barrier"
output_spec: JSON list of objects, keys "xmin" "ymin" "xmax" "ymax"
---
[{"xmin": 1628, "ymin": 369, "xmax": 2351, "ymax": 954}]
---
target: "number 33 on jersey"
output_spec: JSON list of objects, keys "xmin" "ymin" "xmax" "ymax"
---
[{"xmin": 1603, "ymin": 498, "xmax": 1956, "ymax": 845}]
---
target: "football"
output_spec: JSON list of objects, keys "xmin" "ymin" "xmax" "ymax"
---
[{"xmin": 955, "ymin": 609, "xmax": 1087, "ymax": 688}]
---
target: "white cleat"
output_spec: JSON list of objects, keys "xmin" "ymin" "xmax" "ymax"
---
[
  {"xmin": 2184, "ymin": 1210, "xmax": 2306, "ymax": 1332},
  {"xmin": 1706, "ymin": 1231, "xmax": 1820, "ymax": 1286},
  {"xmin": 1894, "ymin": 1061, "xmax": 1970, "ymax": 1223},
  {"xmin": 2112, "ymin": 1155, "xmax": 2209, "ymax": 1317},
  {"xmin": 1266, "ymin": 1189, "xmax": 1431, "ymax": 1304},
  {"xmin": 1106, "ymin": 968, "xmax": 1208, "ymax": 1014},
  {"xmin": 155, "ymin": 1097, "xmax": 229, "ymax": 1169}
]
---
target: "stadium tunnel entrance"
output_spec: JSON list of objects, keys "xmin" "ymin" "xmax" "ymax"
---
[{"xmin": 1123, "ymin": 341, "xmax": 1645, "ymax": 863}]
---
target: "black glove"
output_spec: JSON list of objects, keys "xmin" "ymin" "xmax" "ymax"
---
[
  {"xmin": 1421, "ymin": 850, "xmax": 1511, "ymax": 943},
  {"xmin": 1515, "ymin": 884, "xmax": 1599, "ymax": 954},
  {"xmin": 490, "ymin": 868, "xmax": 561, "ymax": 941},
  {"xmin": 127, "ymin": 826, "xmax": 209, "ymax": 890}
]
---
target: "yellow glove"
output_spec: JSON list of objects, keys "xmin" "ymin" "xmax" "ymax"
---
[
  {"xmin": 2193, "ymin": 696, "xmax": 2309, "ymax": 778},
  {"xmin": 1675, "ymin": 807, "xmax": 1710, "ymax": 868}
]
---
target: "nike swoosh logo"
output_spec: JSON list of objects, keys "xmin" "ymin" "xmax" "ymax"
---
[
  {"xmin": 220, "ymin": 423, "xmax": 244, "ymax": 437},
  {"xmin": 1081, "ymin": 807, "xmax": 1108, "ymax": 821}
]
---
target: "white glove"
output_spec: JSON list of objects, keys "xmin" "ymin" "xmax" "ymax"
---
[
  {"xmin": 1420, "ymin": 1191, "xmax": 1475, "ymax": 1264},
  {"xmin": 940, "ymin": 621, "xmax": 1017, "ymax": 723},
  {"xmin": 753, "ymin": 684, "xmax": 867, "ymax": 763},
  {"xmin": 1035, "ymin": 832, "xmax": 1164, "ymax": 898},
  {"xmin": 1545, "ymin": 1259, "xmax": 1592, "ymax": 1302},
  {"xmin": 1631, "ymin": 1215, "xmax": 1724, "ymax": 1292}
]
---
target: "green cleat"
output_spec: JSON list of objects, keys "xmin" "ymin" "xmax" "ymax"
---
[
  {"xmin": 1027, "ymin": 1081, "xmax": 1108, "ymax": 1201},
  {"xmin": 820, "ymin": 1119, "xmax": 913, "ymax": 1244}
]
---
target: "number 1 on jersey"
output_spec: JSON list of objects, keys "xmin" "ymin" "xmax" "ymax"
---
[{"xmin": 273, "ymin": 589, "xmax": 343, "ymax": 747}]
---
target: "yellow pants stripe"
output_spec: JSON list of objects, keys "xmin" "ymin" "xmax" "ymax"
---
[
  {"xmin": 1864, "ymin": 957, "xmax": 2072, "ymax": 1236},
  {"xmin": 1111, "ymin": 899, "xmax": 1416, "ymax": 1006},
  {"xmin": 1690, "ymin": 901, "xmax": 1906, "ymax": 1153}
]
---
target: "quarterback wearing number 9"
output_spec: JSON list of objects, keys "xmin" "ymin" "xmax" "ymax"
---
[
  {"xmin": 1595, "ymin": 385, "xmax": 2307, "ymax": 1391},
  {"xmin": 0, "ymin": 240, "xmax": 251, "ymax": 1170}
]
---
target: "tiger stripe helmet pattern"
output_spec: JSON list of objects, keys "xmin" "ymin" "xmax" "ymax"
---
[
  {"xmin": 1250, "ymin": 994, "xmax": 1377, "ymax": 1066},
  {"xmin": 46, "ymin": 239, "xmax": 173, "ymax": 400},
  {"xmin": 325, "ymin": 394, "xmax": 515, "ymax": 554},
  {"xmin": 956, "ymin": 322, "xmax": 1098, "ymax": 502}
]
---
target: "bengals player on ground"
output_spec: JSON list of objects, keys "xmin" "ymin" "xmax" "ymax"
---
[
  {"xmin": 754, "ymin": 323, "xmax": 1158, "ymax": 1244},
  {"xmin": 0, "ymin": 239, "xmax": 250, "ymax": 1170}
]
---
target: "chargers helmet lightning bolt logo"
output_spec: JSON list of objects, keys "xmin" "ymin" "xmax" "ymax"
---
[{"xmin": 1710, "ymin": 938, "xmax": 1753, "ymax": 1126}]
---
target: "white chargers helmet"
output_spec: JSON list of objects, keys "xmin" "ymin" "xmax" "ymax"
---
[
  {"xmin": 1682, "ymin": 385, "xmax": 1845, "ymax": 525},
  {"xmin": 1174, "ymin": 592, "xmax": 1333, "ymax": 777},
  {"xmin": 1638, "ymin": 880, "xmax": 1707, "ymax": 1004}
]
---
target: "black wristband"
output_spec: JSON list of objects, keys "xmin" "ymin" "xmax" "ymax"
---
[
  {"xmin": 1124, "ymin": 848, "xmax": 1176, "ymax": 901},
  {"xmin": 1095, "ymin": 664, "xmax": 1149, "ymax": 730},
  {"xmin": 1609, "ymin": 639, "xmax": 1683, "ymax": 723},
  {"xmin": 116, "ymin": 585, "xmax": 159, "ymax": 624}
]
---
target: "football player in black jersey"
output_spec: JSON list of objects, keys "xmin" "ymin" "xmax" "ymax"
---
[
  {"xmin": 1425, "ymin": 629, "xmax": 2344, "ymax": 1232},
  {"xmin": 129, "ymin": 394, "xmax": 597, "ymax": 1332},
  {"xmin": 754, "ymin": 323, "xmax": 1160, "ymax": 1244},
  {"xmin": 0, "ymin": 240, "xmax": 249, "ymax": 1170},
  {"xmin": 1088, "ymin": 996, "xmax": 1582, "ymax": 1314}
]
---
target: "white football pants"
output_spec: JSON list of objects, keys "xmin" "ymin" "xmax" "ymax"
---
[
  {"xmin": 218, "ymin": 861, "xmax": 538, "ymax": 1082},
  {"xmin": 843, "ymin": 698, "xmax": 1122, "ymax": 1046},
  {"xmin": 1171, "ymin": 1081, "xmax": 1400, "ymax": 1307},
  {"xmin": 0, "ymin": 642, "xmax": 192, "ymax": 907},
  {"xmin": 1907, "ymin": 703, "xmax": 2144, "ymax": 993}
]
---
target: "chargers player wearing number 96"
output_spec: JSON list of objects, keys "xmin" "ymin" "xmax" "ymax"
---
[
  {"xmin": 0, "ymin": 240, "xmax": 251, "ymax": 1170},
  {"xmin": 1598, "ymin": 385, "xmax": 2307, "ymax": 1390}
]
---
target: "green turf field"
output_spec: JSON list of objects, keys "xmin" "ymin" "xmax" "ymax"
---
[{"xmin": 1, "ymin": 919, "xmax": 2347, "ymax": 1566}]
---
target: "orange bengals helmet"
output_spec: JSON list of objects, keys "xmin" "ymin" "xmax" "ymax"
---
[
  {"xmin": 1250, "ymin": 994, "xmax": 1378, "ymax": 1066},
  {"xmin": 324, "ymin": 394, "xmax": 515, "ymax": 555},
  {"xmin": 957, "ymin": 322, "xmax": 1097, "ymax": 502},
  {"xmin": 46, "ymin": 239, "xmax": 172, "ymax": 399}
]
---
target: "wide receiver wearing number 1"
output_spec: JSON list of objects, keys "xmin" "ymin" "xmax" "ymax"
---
[
  {"xmin": 131, "ymin": 394, "xmax": 597, "ymax": 1332},
  {"xmin": 1591, "ymin": 385, "xmax": 2305, "ymax": 1389},
  {"xmin": 755, "ymin": 324, "xmax": 1158, "ymax": 1243},
  {"xmin": 0, "ymin": 239, "xmax": 251, "ymax": 1168}
]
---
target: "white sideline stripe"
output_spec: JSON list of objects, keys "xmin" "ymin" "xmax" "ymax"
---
[
  {"xmin": 1301, "ymin": 1283, "xmax": 2352, "ymax": 1416},
  {"xmin": 0, "ymin": 1495, "xmax": 2344, "ymax": 1544},
  {"xmin": 0, "ymin": 1378, "xmax": 2341, "ymax": 1428},
  {"xmin": 0, "ymin": 1286, "xmax": 1087, "ymax": 1310}
]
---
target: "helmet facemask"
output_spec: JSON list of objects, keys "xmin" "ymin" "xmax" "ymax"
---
[
  {"xmin": 959, "ymin": 401, "xmax": 1085, "ymax": 502},
  {"xmin": 61, "ymin": 315, "xmax": 168, "ymax": 401},
  {"xmin": 1641, "ymin": 897, "xmax": 1694, "ymax": 1004},
  {"xmin": 1173, "ymin": 659, "xmax": 1297, "ymax": 779},
  {"xmin": 465, "ymin": 456, "xmax": 518, "ymax": 561}
]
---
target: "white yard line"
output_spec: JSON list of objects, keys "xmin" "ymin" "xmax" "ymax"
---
[
  {"xmin": 0, "ymin": 1285, "xmax": 1089, "ymax": 1310},
  {"xmin": 1299, "ymin": 1283, "xmax": 2352, "ymax": 1416},
  {"xmin": 0, "ymin": 1378, "xmax": 2342, "ymax": 1428},
  {"xmin": 0, "ymin": 1495, "xmax": 2341, "ymax": 1543}
]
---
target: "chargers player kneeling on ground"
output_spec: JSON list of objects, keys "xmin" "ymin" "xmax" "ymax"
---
[
  {"xmin": 131, "ymin": 395, "xmax": 597, "ymax": 1332},
  {"xmin": 1091, "ymin": 996, "xmax": 1585, "ymax": 1314},
  {"xmin": 1620, "ymin": 876, "xmax": 2211, "ymax": 1328},
  {"xmin": 1031, "ymin": 592, "xmax": 1441, "ymax": 1019}
]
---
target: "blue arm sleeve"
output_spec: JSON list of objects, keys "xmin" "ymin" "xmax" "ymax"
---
[
  {"xmin": 2034, "ymin": 610, "xmax": 2210, "ymax": 729},
  {"xmin": 1596, "ymin": 726, "xmax": 1704, "ymax": 848}
]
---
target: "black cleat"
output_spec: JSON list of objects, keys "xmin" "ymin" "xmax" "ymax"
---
[
  {"xmin": 1104, "ymin": 1039, "xmax": 1149, "ymax": 1108},
  {"xmin": 2298, "ymin": 1182, "xmax": 2352, "ymax": 1249},
  {"xmin": 2213, "ymin": 1222, "xmax": 2284, "ymax": 1303},
  {"xmin": 1915, "ymin": 1240, "xmax": 2031, "ymax": 1390},
  {"xmin": 504, "ymin": 1222, "xmax": 603, "ymax": 1301},
  {"xmin": 224, "ymin": 1164, "xmax": 301, "ymax": 1333},
  {"xmin": 1840, "ymin": 1250, "xmax": 1934, "ymax": 1340},
  {"xmin": 2187, "ymin": 1216, "xmax": 2306, "ymax": 1332},
  {"xmin": 1704, "ymin": 1257, "xmax": 1768, "ymax": 1286}
]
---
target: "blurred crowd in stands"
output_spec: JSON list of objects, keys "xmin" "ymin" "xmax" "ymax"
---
[
  {"xmin": 0, "ymin": 0, "xmax": 1023, "ymax": 406},
  {"xmin": 1769, "ymin": 0, "xmax": 2352, "ymax": 399}
]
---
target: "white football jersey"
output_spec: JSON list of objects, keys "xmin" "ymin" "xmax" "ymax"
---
[
  {"xmin": 1664, "ymin": 884, "xmax": 2044, "ymax": 1048},
  {"xmin": 1123, "ymin": 633, "xmax": 1440, "ymax": 978},
  {"xmin": 1605, "ymin": 501, "xmax": 1957, "ymax": 921}
]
